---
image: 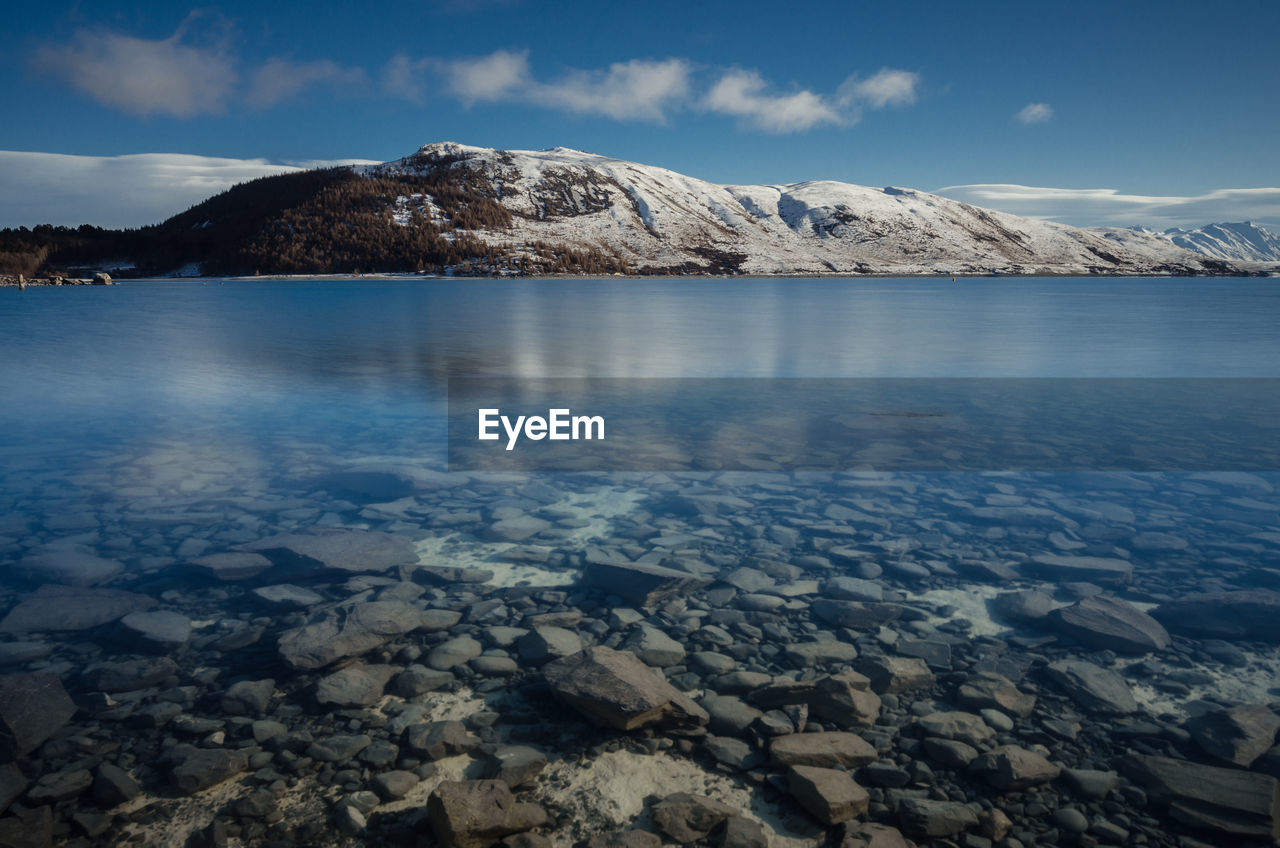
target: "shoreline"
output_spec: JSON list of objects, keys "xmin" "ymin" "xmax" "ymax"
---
[{"xmin": 6, "ymin": 267, "xmax": 1279, "ymax": 286}]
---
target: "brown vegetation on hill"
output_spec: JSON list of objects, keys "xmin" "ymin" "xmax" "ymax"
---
[{"xmin": 0, "ymin": 159, "xmax": 627, "ymax": 277}]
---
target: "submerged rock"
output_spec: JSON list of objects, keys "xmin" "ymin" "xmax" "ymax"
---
[
  {"xmin": 1024, "ymin": 554, "xmax": 1132, "ymax": 585},
  {"xmin": 0, "ymin": 585, "xmax": 155, "ymax": 633},
  {"xmin": 970, "ymin": 745, "xmax": 1061, "ymax": 790},
  {"xmin": 544, "ymin": 646, "xmax": 708, "ymax": 732},
  {"xmin": 315, "ymin": 663, "xmax": 397, "ymax": 708},
  {"xmin": 186, "ymin": 552, "xmax": 272, "ymax": 581},
  {"xmin": 809, "ymin": 672, "xmax": 882, "ymax": 727},
  {"xmin": 988, "ymin": 589, "xmax": 1054, "ymax": 623},
  {"xmin": 1048, "ymin": 595, "xmax": 1170, "ymax": 654},
  {"xmin": 916, "ymin": 711, "xmax": 995, "ymax": 747},
  {"xmin": 957, "ymin": 671, "xmax": 1035, "ymax": 718},
  {"xmin": 811, "ymin": 600, "xmax": 902, "ymax": 629},
  {"xmin": 0, "ymin": 763, "xmax": 28, "ymax": 814},
  {"xmin": 427, "ymin": 780, "xmax": 546, "ymax": 848},
  {"xmin": 770, "ymin": 732, "xmax": 878, "ymax": 768},
  {"xmin": 581, "ymin": 561, "xmax": 711, "ymax": 609},
  {"xmin": 118, "ymin": 610, "xmax": 191, "ymax": 652},
  {"xmin": 171, "ymin": 748, "xmax": 248, "ymax": 795},
  {"xmin": 651, "ymin": 792, "xmax": 737, "ymax": 843},
  {"xmin": 1044, "ymin": 660, "xmax": 1137, "ymax": 714},
  {"xmin": 313, "ymin": 469, "xmax": 416, "ymax": 502},
  {"xmin": 251, "ymin": 584, "xmax": 325, "ymax": 608},
  {"xmin": 243, "ymin": 527, "xmax": 418, "ymax": 575},
  {"xmin": 1188, "ymin": 705, "xmax": 1280, "ymax": 768},
  {"xmin": 853, "ymin": 656, "xmax": 935, "ymax": 695},
  {"xmin": 221, "ymin": 679, "xmax": 275, "ymax": 716},
  {"xmin": 0, "ymin": 672, "xmax": 76, "ymax": 761},
  {"xmin": 787, "ymin": 765, "xmax": 869, "ymax": 825},
  {"xmin": 841, "ymin": 823, "xmax": 912, "ymax": 848},
  {"xmin": 10, "ymin": 550, "xmax": 122, "ymax": 586},
  {"xmin": 83, "ymin": 657, "xmax": 178, "ymax": 694},
  {"xmin": 1121, "ymin": 753, "xmax": 1280, "ymax": 842},
  {"xmin": 897, "ymin": 799, "xmax": 979, "ymax": 838},
  {"xmin": 277, "ymin": 600, "xmax": 432, "ymax": 669},
  {"xmin": 1151, "ymin": 591, "xmax": 1280, "ymax": 641}
]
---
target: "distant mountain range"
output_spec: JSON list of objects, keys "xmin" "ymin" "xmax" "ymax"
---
[
  {"xmin": 1115, "ymin": 221, "xmax": 1280, "ymax": 263},
  {"xmin": 2, "ymin": 142, "xmax": 1277, "ymax": 277}
]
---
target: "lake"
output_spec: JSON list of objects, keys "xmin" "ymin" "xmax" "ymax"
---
[{"xmin": 3, "ymin": 276, "xmax": 1280, "ymax": 845}]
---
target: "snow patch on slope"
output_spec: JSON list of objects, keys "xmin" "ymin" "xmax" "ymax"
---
[{"xmin": 358, "ymin": 143, "xmax": 1274, "ymax": 276}]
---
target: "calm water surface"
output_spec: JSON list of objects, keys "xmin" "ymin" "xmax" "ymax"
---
[{"xmin": 1, "ymin": 275, "xmax": 1278, "ymax": 577}]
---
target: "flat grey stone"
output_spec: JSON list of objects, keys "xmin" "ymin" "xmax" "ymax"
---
[
  {"xmin": 244, "ymin": 528, "xmax": 418, "ymax": 574},
  {"xmin": 0, "ymin": 585, "xmax": 155, "ymax": 633}
]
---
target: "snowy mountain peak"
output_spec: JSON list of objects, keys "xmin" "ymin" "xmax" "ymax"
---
[
  {"xmin": 1161, "ymin": 221, "xmax": 1280, "ymax": 262},
  {"xmin": 362, "ymin": 142, "xmax": 1272, "ymax": 276}
]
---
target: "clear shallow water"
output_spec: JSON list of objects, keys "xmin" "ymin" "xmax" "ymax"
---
[
  {"xmin": 6, "ymin": 276, "xmax": 1280, "ymax": 845},
  {"xmin": 1, "ymin": 275, "xmax": 1279, "ymax": 577}
]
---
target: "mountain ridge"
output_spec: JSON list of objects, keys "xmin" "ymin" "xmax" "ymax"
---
[{"xmin": 2, "ymin": 142, "xmax": 1276, "ymax": 278}]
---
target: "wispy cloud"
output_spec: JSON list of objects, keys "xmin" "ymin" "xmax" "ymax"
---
[
  {"xmin": 1015, "ymin": 102, "xmax": 1054, "ymax": 124},
  {"xmin": 704, "ymin": 66, "xmax": 920, "ymax": 133},
  {"xmin": 32, "ymin": 14, "xmax": 237, "ymax": 118},
  {"xmin": 386, "ymin": 50, "xmax": 915, "ymax": 131},
  {"xmin": 246, "ymin": 58, "xmax": 367, "ymax": 109},
  {"xmin": 838, "ymin": 68, "xmax": 920, "ymax": 109},
  {"xmin": 527, "ymin": 58, "xmax": 693, "ymax": 122},
  {"xmin": 704, "ymin": 70, "xmax": 841, "ymax": 133},
  {"xmin": 0, "ymin": 151, "xmax": 377, "ymax": 229},
  {"xmin": 441, "ymin": 49, "xmax": 530, "ymax": 104},
  {"xmin": 389, "ymin": 51, "xmax": 694, "ymax": 122},
  {"xmin": 934, "ymin": 183, "xmax": 1280, "ymax": 231},
  {"xmin": 32, "ymin": 13, "xmax": 918, "ymax": 134}
]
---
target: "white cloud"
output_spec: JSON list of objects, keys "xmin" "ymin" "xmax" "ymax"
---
[
  {"xmin": 0, "ymin": 151, "xmax": 377, "ymax": 229},
  {"xmin": 1016, "ymin": 102, "xmax": 1054, "ymax": 124},
  {"xmin": 528, "ymin": 58, "xmax": 692, "ymax": 122},
  {"xmin": 33, "ymin": 17, "xmax": 237, "ymax": 118},
  {"xmin": 704, "ymin": 70, "xmax": 842, "ymax": 133},
  {"xmin": 246, "ymin": 58, "xmax": 367, "ymax": 109},
  {"xmin": 443, "ymin": 49, "xmax": 531, "ymax": 104},
  {"xmin": 381, "ymin": 54, "xmax": 433, "ymax": 104},
  {"xmin": 424, "ymin": 52, "xmax": 692, "ymax": 122},
  {"xmin": 839, "ymin": 68, "xmax": 920, "ymax": 109},
  {"xmin": 934, "ymin": 183, "xmax": 1280, "ymax": 232}
]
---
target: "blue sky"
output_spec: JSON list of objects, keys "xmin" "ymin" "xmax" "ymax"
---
[{"xmin": 2, "ymin": 0, "xmax": 1278, "ymax": 230}]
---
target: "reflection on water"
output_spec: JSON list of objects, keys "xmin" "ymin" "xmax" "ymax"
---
[{"xmin": 2, "ymin": 276, "xmax": 1280, "ymax": 567}]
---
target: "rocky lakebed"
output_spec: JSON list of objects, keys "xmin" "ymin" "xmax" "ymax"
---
[{"xmin": 3, "ymin": 464, "xmax": 1280, "ymax": 848}]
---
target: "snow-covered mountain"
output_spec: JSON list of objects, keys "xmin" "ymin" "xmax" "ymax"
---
[
  {"xmin": 357, "ymin": 142, "xmax": 1268, "ymax": 276},
  {"xmin": 1160, "ymin": 222, "xmax": 1280, "ymax": 262},
  {"xmin": 1092, "ymin": 222, "xmax": 1280, "ymax": 265}
]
